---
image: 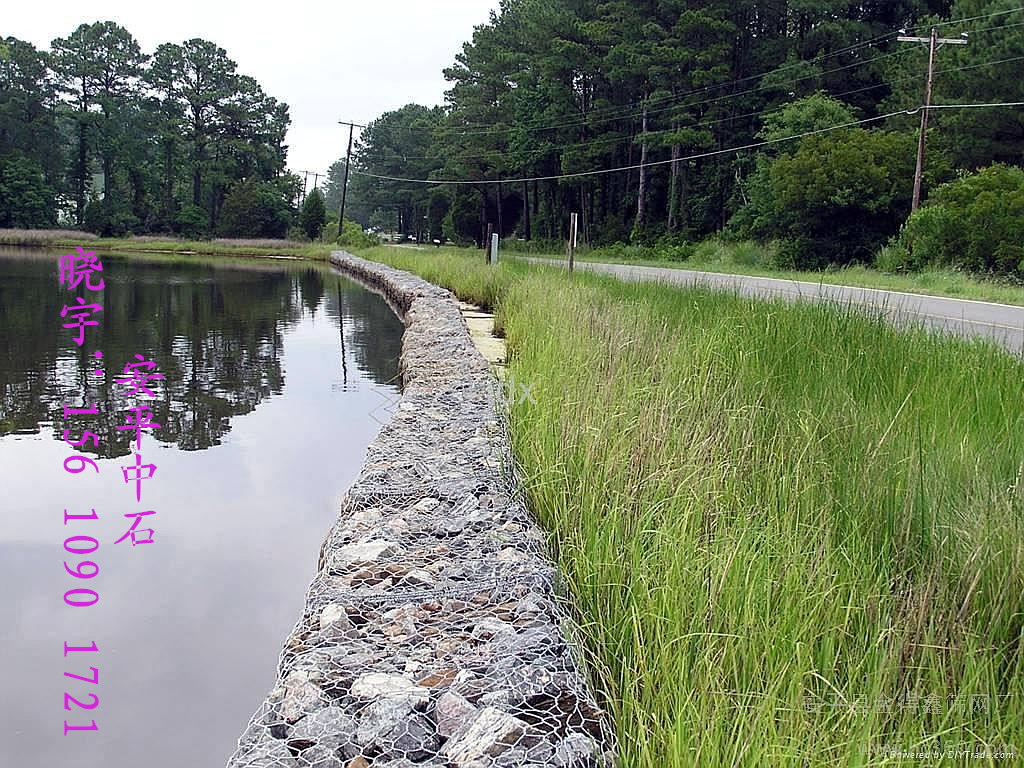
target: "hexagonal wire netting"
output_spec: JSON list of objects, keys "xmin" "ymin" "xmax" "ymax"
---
[{"xmin": 226, "ymin": 256, "xmax": 617, "ymax": 768}]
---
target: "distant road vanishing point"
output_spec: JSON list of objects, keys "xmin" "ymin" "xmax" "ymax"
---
[{"xmin": 527, "ymin": 258, "xmax": 1024, "ymax": 355}]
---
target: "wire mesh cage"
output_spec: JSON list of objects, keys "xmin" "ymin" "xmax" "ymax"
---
[{"xmin": 226, "ymin": 255, "xmax": 616, "ymax": 768}]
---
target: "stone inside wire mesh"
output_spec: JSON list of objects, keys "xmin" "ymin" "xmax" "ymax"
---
[{"xmin": 226, "ymin": 254, "xmax": 616, "ymax": 768}]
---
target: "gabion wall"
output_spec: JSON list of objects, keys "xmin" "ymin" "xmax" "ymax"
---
[{"xmin": 226, "ymin": 252, "xmax": 617, "ymax": 768}]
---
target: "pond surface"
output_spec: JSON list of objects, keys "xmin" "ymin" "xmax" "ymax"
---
[{"xmin": 0, "ymin": 248, "xmax": 404, "ymax": 767}]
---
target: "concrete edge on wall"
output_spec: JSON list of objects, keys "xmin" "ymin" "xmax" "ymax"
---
[{"xmin": 225, "ymin": 251, "xmax": 617, "ymax": 767}]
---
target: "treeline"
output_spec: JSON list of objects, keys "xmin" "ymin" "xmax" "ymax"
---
[
  {"xmin": 333, "ymin": 0, "xmax": 1024, "ymax": 272},
  {"xmin": 0, "ymin": 22, "xmax": 300, "ymax": 237}
]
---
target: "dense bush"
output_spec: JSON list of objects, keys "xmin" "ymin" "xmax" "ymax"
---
[
  {"xmin": 588, "ymin": 235, "xmax": 695, "ymax": 263},
  {"xmin": 175, "ymin": 204, "xmax": 208, "ymax": 238},
  {"xmin": 83, "ymin": 195, "xmax": 139, "ymax": 237},
  {"xmin": 756, "ymin": 91, "xmax": 857, "ymax": 144},
  {"xmin": 898, "ymin": 164, "xmax": 1024, "ymax": 276},
  {"xmin": 336, "ymin": 219, "xmax": 378, "ymax": 249},
  {"xmin": 217, "ymin": 179, "xmax": 293, "ymax": 239},
  {"xmin": 733, "ymin": 128, "xmax": 926, "ymax": 269},
  {"xmin": 690, "ymin": 238, "xmax": 773, "ymax": 268},
  {"xmin": 873, "ymin": 241, "xmax": 920, "ymax": 273}
]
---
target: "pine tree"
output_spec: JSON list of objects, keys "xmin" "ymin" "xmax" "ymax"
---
[{"xmin": 299, "ymin": 187, "xmax": 327, "ymax": 241}]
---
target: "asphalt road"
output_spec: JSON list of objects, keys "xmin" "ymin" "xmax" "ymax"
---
[{"xmin": 527, "ymin": 258, "xmax": 1024, "ymax": 355}]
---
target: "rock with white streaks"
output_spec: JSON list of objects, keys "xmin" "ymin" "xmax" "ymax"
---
[{"xmin": 440, "ymin": 707, "xmax": 530, "ymax": 764}]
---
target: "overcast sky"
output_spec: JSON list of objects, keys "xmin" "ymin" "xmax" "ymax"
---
[{"xmin": 6, "ymin": 0, "xmax": 500, "ymax": 176}]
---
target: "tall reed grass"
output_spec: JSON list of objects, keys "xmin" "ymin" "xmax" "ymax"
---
[
  {"xmin": 362, "ymin": 246, "xmax": 1024, "ymax": 767},
  {"xmin": 0, "ymin": 229, "xmax": 333, "ymax": 260},
  {"xmin": 0, "ymin": 228, "xmax": 98, "ymax": 245}
]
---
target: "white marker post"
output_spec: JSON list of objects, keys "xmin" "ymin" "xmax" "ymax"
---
[
  {"xmin": 490, "ymin": 232, "xmax": 499, "ymax": 264},
  {"xmin": 568, "ymin": 212, "xmax": 579, "ymax": 274}
]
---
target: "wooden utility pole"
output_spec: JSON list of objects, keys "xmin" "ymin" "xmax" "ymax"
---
[
  {"xmin": 635, "ymin": 103, "xmax": 648, "ymax": 231},
  {"xmin": 522, "ymin": 179, "xmax": 531, "ymax": 240},
  {"xmin": 898, "ymin": 28, "xmax": 968, "ymax": 212},
  {"xmin": 337, "ymin": 120, "xmax": 365, "ymax": 228}
]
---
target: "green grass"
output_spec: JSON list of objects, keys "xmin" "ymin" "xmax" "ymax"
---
[
  {"xmin": 0, "ymin": 229, "xmax": 334, "ymax": 260},
  {"xmin": 359, "ymin": 245, "xmax": 1024, "ymax": 767},
  {"xmin": 359, "ymin": 246, "xmax": 525, "ymax": 315},
  {"xmin": 543, "ymin": 239, "xmax": 1024, "ymax": 307}
]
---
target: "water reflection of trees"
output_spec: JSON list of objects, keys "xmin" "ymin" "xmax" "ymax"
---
[
  {"xmin": 323, "ymin": 278, "xmax": 403, "ymax": 389},
  {"xmin": 0, "ymin": 254, "xmax": 402, "ymax": 457}
]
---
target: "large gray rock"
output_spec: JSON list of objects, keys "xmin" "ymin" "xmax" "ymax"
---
[
  {"xmin": 356, "ymin": 696, "xmax": 439, "ymax": 761},
  {"xmin": 288, "ymin": 706, "xmax": 357, "ymax": 746},
  {"xmin": 319, "ymin": 604, "xmax": 351, "ymax": 631},
  {"xmin": 434, "ymin": 691, "xmax": 477, "ymax": 738},
  {"xmin": 278, "ymin": 671, "xmax": 324, "ymax": 723},
  {"xmin": 331, "ymin": 540, "xmax": 399, "ymax": 569},
  {"xmin": 551, "ymin": 732, "xmax": 605, "ymax": 766},
  {"xmin": 493, "ymin": 737, "xmax": 557, "ymax": 766},
  {"xmin": 350, "ymin": 673, "xmax": 428, "ymax": 706},
  {"xmin": 471, "ymin": 618, "xmax": 515, "ymax": 641},
  {"xmin": 440, "ymin": 707, "xmax": 530, "ymax": 764}
]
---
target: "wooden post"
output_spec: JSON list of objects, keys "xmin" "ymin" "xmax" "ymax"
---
[
  {"xmin": 485, "ymin": 223, "xmax": 493, "ymax": 263},
  {"xmin": 568, "ymin": 212, "xmax": 578, "ymax": 274}
]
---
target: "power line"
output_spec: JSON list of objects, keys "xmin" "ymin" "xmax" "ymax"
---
[
  {"xmin": 350, "ymin": 102, "xmax": 1024, "ymax": 187},
  {"xmin": 928, "ymin": 100, "xmax": 1024, "ymax": 108},
  {"xmin": 305, "ymin": 94, "xmax": 1024, "ymax": 185},
  {"xmin": 445, "ymin": 5, "xmax": 1024, "ymax": 134},
  {"xmin": 354, "ymin": 53, "xmax": 1024, "ymax": 167},
  {"xmin": 350, "ymin": 19, "xmax": 1023, "ymax": 166},
  {"xmin": 928, "ymin": 4, "xmax": 1024, "ymax": 30},
  {"xmin": 466, "ymin": 35, "xmax": 1007, "ymax": 140},
  {"xmin": 964, "ymin": 17, "xmax": 1024, "ymax": 35},
  {"xmin": 927, "ymin": 53, "xmax": 1024, "ymax": 81},
  {"xmin": 334, "ymin": 6, "xmax": 1023, "ymax": 165},
  {"xmin": 449, "ymin": 32, "xmax": 900, "ymax": 132},
  {"xmin": 362, "ymin": 72, "xmax": 918, "ymax": 164},
  {"xmin": 365, "ymin": 50, "xmax": 918, "ymax": 160},
  {"xmin": 453, "ymin": 48, "xmax": 910, "ymax": 138},
  {"xmin": 363, "ymin": 93, "xmax": 849, "ymax": 165},
  {"xmin": 447, "ymin": 6, "xmax": 1024, "ymax": 138},
  {"xmin": 354, "ymin": 112, "xmax": 900, "ymax": 185}
]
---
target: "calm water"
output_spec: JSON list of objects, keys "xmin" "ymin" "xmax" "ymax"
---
[{"xmin": 0, "ymin": 249, "xmax": 404, "ymax": 767}]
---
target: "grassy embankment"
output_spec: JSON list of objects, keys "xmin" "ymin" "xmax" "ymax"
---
[
  {"xmin": 0, "ymin": 229, "xmax": 334, "ymax": 260},
  {"xmin": 10, "ymin": 229, "xmax": 1024, "ymax": 308},
  {"xmin": 360, "ymin": 245, "xmax": 1024, "ymax": 767},
  {"xmin": 514, "ymin": 238, "xmax": 1024, "ymax": 307}
]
